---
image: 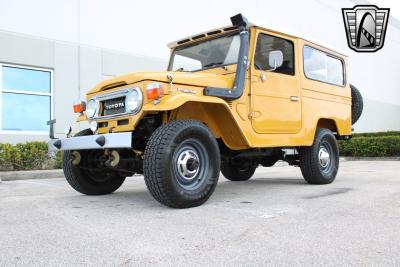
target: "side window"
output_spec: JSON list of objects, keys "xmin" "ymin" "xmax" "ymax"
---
[
  {"xmin": 303, "ymin": 46, "xmax": 344, "ymax": 86},
  {"xmin": 254, "ymin": 33, "xmax": 294, "ymax": 75}
]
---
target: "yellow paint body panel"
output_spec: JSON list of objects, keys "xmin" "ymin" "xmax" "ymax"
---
[
  {"xmin": 80, "ymin": 26, "xmax": 352, "ymax": 150},
  {"xmin": 87, "ymin": 72, "xmax": 234, "ymax": 95}
]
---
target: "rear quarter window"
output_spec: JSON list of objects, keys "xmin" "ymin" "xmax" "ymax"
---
[{"xmin": 303, "ymin": 46, "xmax": 344, "ymax": 86}]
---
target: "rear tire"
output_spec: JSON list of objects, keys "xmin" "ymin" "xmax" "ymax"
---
[
  {"xmin": 63, "ymin": 129, "xmax": 126, "ymax": 195},
  {"xmin": 143, "ymin": 120, "xmax": 220, "ymax": 208},
  {"xmin": 221, "ymin": 161, "xmax": 256, "ymax": 181},
  {"xmin": 299, "ymin": 128, "xmax": 339, "ymax": 185}
]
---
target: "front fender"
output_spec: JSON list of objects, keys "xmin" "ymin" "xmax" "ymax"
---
[
  {"xmin": 142, "ymin": 93, "xmax": 230, "ymax": 112},
  {"xmin": 143, "ymin": 93, "xmax": 250, "ymax": 150}
]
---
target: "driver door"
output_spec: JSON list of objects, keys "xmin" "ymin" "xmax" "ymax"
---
[{"xmin": 251, "ymin": 32, "xmax": 302, "ymax": 134}]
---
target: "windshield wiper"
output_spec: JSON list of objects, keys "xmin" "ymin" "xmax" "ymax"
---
[{"xmin": 203, "ymin": 62, "xmax": 224, "ymax": 68}]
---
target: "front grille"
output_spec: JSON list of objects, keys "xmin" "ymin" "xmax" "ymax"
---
[
  {"xmin": 102, "ymin": 97, "xmax": 126, "ymax": 116},
  {"xmin": 92, "ymin": 87, "xmax": 142, "ymax": 119}
]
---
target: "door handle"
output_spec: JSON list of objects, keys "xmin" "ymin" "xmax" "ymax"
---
[{"xmin": 290, "ymin": 96, "xmax": 299, "ymax": 102}]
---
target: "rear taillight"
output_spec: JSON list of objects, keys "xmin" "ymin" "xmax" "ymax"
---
[
  {"xmin": 73, "ymin": 101, "xmax": 86, "ymax": 113},
  {"xmin": 146, "ymin": 83, "xmax": 165, "ymax": 100}
]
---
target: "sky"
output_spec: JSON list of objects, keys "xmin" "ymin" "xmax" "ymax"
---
[
  {"xmin": 0, "ymin": 0, "xmax": 399, "ymax": 59},
  {"xmin": 371, "ymin": 0, "xmax": 400, "ymax": 18}
]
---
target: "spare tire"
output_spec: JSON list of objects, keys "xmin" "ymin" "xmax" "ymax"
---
[{"xmin": 350, "ymin": 84, "xmax": 363, "ymax": 124}]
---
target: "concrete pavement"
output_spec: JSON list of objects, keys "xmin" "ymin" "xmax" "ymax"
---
[{"xmin": 0, "ymin": 161, "xmax": 399, "ymax": 266}]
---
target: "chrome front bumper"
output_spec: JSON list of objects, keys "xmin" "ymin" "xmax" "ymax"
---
[{"xmin": 48, "ymin": 132, "xmax": 132, "ymax": 152}]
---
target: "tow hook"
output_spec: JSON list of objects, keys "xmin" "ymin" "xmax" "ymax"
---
[{"xmin": 105, "ymin": 150, "xmax": 120, "ymax": 168}]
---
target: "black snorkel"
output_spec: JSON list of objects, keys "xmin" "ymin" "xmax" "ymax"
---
[{"xmin": 204, "ymin": 13, "xmax": 250, "ymax": 100}]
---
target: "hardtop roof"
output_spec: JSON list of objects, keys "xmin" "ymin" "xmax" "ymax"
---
[{"xmin": 167, "ymin": 24, "xmax": 347, "ymax": 57}]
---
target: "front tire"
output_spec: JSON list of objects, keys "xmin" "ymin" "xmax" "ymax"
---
[
  {"xmin": 144, "ymin": 120, "xmax": 220, "ymax": 208},
  {"xmin": 299, "ymin": 128, "xmax": 339, "ymax": 185},
  {"xmin": 63, "ymin": 129, "xmax": 126, "ymax": 195}
]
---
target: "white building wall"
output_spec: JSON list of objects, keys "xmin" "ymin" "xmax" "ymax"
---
[
  {"xmin": 0, "ymin": 31, "xmax": 167, "ymax": 144},
  {"xmin": 0, "ymin": 0, "xmax": 399, "ymax": 144}
]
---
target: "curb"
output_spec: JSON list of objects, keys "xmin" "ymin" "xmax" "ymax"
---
[
  {"xmin": 0, "ymin": 169, "xmax": 64, "ymax": 182},
  {"xmin": 340, "ymin": 157, "xmax": 400, "ymax": 161}
]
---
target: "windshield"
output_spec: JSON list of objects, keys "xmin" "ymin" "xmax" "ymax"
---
[{"xmin": 169, "ymin": 34, "xmax": 241, "ymax": 72}]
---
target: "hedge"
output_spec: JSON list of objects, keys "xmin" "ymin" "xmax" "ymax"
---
[
  {"xmin": 352, "ymin": 131, "xmax": 400, "ymax": 138},
  {"xmin": 0, "ymin": 133, "xmax": 399, "ymax": 171},
  {"xmin": 339, "ymin": 136, "xmax": 400, "ymax": 157},
  {"xmin": 0, "ymin": 142, "xmax": 62, "ymax": 171},
  {"xmin": 339, "ymin": 132, "xmax": 400, "ymax": 157}
]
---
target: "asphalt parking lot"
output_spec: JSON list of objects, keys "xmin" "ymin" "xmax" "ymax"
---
[{"xmin": 1, "ymin": 160, "xmax": 400, "ymax": 266}]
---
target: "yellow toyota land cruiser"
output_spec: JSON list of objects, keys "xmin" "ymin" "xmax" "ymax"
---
[{"xmin": 49, "ymin": 14, "xmax": 363, "ymax": 208}]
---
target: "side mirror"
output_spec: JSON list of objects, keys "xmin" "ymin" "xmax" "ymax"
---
[{"xmin": 268, "ymin": 50, "xmax": 283, "ymax": 71}]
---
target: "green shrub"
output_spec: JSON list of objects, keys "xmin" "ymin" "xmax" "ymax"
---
[
  {"xmin": 53, "ymin": 150, "xmax": 64, "ymax": 169},
  {"xmin": 339, "ymin": 136, "xmax": 400, "ymax": 157},
  {"xmin": 352, "ymin": 131, "xmax": 400, "ymax": 138},
  {"xmin": 0, "ymin": 141, "xmax": 62, "ymax": 171},
  {"xmin": 0, "ymin": 143, "xmax": 17, "ymax": 171}
]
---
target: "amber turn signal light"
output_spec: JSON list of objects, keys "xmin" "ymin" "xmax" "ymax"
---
[
  {"xmin": 73, "ymin": 101, "xmax": 86, "ymax": 113},
  {"xmin": 146, "ymin": 83, "xmax": 165, "ymax": 100}
]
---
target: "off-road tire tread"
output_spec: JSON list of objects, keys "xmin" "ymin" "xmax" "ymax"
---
[
  {"xmin": 299, "ymin": 128, "xmax": 339, "ymax": 185},
  {"xmin": 63, "ymin": 129, "xmax": 125, "ymax": 195},
  {"xmin": 143, "ymin": 120, "xmax": 220, "ymax": 208}
]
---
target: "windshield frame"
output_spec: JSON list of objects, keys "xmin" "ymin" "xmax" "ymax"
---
[{"xmin": 167, "ymin": 31, "xmax": 241, "ymax": 72}]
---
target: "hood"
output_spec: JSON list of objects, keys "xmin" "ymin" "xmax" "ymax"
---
[{"xmin": 87, "ymin": 71, "xmax": 234, "ymax": 95}]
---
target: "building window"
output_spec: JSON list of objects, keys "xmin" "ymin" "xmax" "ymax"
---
[
  {"xmin": 0, "ymin": 64, "xmax": 52, "ymax": 133},
  {"xmin": 303, "ymin": 46, "xmax": 344, "ymax": 86},
  {"xmin": 254, "ymin": 33, "xmax": 295, "ymax": 75}
]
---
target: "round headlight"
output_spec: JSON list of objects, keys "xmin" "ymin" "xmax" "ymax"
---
[
  {"xmin": 125, "ymin": 88, "xmax": 143, "ymax": 113},
  {"xmin": 86, "ymin": 99, "xmax": 97, "ymax": 118}
]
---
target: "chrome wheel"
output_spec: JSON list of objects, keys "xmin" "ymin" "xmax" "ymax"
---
[
  {"xmin": 172, "ymin": 139, "xmax": 209, "ymax": 190},
  {"xmin": 318, "ymin": 141, "xmax": 333, "ymax": 173},
  {"xmin": 176, "ymin": 148, "xmax": 200, "ymax": 180},
  {"xmin": 318, "ymin": 146, "xmax": 330, "ymax": 168}
]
